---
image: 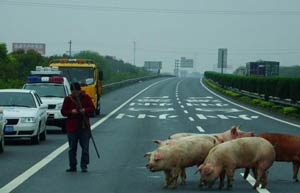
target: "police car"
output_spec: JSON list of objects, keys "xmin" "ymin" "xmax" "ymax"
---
[
  {"xmin": 23, "ymin": 66, "xmax": 71, "ymax": 132},
  {"xmin": 0, "ymin": 108, "xmax": 5, "ymax": 153},
  {"xmin": 0, "ymin": 89, "xmax": 47, "ymax": 144}
]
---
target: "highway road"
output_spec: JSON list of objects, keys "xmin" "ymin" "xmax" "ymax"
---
[{"xmin": 0, "ymin": 77, "xmax": 300, "ymax": 193}]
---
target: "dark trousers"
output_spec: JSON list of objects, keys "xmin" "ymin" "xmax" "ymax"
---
[{"xmin": 67, "ymin": 129, "xmax": 91, "ymax": 169}]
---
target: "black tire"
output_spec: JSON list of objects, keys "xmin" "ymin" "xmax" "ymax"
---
[
  {"xmin": 31, "ymin": 134, "xmax": 40, "ymax": 145},
  {"xmin": 39, "ymin": 130, "xmax": 46, "ymax": 141},
  {"xmin": 39, "ymin": 123, "xmax": 47, "ymax": 141},
  {"xmin": 31, "ymin": 124, "xmax": 40, "ymax": 145}
]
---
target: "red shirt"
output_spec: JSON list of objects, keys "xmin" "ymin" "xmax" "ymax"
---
[{"xmin": 61, "ymin": 92, "xmax": 95, "ymax": 132}]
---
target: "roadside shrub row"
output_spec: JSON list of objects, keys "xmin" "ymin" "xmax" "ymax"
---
[
  {"xmin": 204, "ymin": 71, "xmax": 300, "ymax": 102},
  {"xmin": 203, "ymin": 78, "xmax": 300, "ymax": 118}
]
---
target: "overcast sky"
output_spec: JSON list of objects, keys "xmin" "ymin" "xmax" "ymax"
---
[{"xmin": 1, "ymin": 0, "xmax": 300, "ymax": 73}]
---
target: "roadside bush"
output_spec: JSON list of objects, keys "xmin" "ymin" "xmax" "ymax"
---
[{"xmin": 282, "ymin": 107, "xmax": 298, "ymax": 115}]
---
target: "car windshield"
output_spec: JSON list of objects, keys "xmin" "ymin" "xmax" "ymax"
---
[
  {"xmin": 58, "ymin": 67, "xmax": 95, "ymax": 85},
  {"xmin": 0, "ymin": 92, "xmax": 36, "ymax": 108},
  {"xmin": 24, "ymin": 84, "xmax": 66, "ymax": 98}
]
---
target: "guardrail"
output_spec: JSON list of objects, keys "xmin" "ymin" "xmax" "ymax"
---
[{"xmin": 102, "ymin": 75, "xmax": 174, "ymax": 94}]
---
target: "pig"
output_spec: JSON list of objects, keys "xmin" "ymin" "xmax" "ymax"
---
[
  {"xmin": 152, "ymin": 125, "xmax": 254, "ymax": 186},
  {"xmin": 168, "ymin": 125, "xmax": 254, "ymax": 142},
  {"xmin": 198, "ymin": 137, "xmax": 275, "ymax": 189},
  {"xmin": 145, "ymin": 135, "xmax": 217, "ymax": 189},
  {"xmin": 244, "ymin": 132, "xmax": 300, "ymax": 182}
]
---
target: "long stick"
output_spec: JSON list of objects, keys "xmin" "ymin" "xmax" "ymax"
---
[{"xmin": 90, "ymin": 133, "xmax": 100, "ymax": 158}]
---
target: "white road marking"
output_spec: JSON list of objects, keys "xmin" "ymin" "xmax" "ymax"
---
[
  {"xmin": 200, "ymin": 79, "xmax": 300, "ymax": 128},
  {"xmin": 240, "ymin": 173, "xmax": 271, "ymax": 193},
  {"xmin": 196, "ymin": 126, "xmax": 205, "ymax": 132},
  {"xmin": 196, "ymin": 114, "xmax": 207, "ymax": 120},
  {"xmin": 180, "ymin": 105, "xmax": 184, "ymax": 109},
  {"xmin": 0, "ymin": 78, "xmax": 171, "ymax": 193},
  {"xmin": 138, "ymin": 114, "xmax": 146, "ymax": 119},
  {"xmin": 116, "ymin": 113, "xmax": 125, "ymax": 119},
  {"xmin": 189, "ymin": 117, "xmax": 195, "ymax": 122},
  {"xmin": 184, "ymin": 110, "xmax": 188, "ymax": 114}
]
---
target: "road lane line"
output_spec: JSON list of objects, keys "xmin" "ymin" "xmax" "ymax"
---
[
  {"xmin": 0, "ymin": 78, "xmax": 171, "ymax": 193},
  {"xmin": 240, "ymin": 173, "xmax": 270, "ymax": 193},
  {"xmin": 200, "ymin": 79, "xmax": 300, "ymax": 128},
  {"xmin": 196, "ymin": 126, "xmax": 205, "ymax": 132}
]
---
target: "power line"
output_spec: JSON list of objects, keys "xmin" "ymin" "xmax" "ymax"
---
[{"xmin": 1, "ymin": 0, "xmax": 300, "ymax": 16}]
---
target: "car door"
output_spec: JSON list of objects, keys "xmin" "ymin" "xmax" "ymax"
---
[{"xmin": 33, "ymin": 92, "xmax": 47, "ymax": 132}]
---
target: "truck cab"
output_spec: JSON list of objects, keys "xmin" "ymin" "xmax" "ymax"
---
[{"xmin": 23, "ymin": 66, "xmax": 71, "ymax": 132}]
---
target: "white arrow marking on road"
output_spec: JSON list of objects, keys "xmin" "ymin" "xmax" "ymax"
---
[
  {"xmin": 143, "ymin": 96, "xmax": 169, "ymax": 99},
  {"xmin": 116, "ymin": 113, "xmax": 125, "ymax": 119},
  {"xmin": 197, "ymin": 114, "xmax": 207, "ymax": 120},
  {"xmin": 186, "ymin": 103, "xmax": 192, "ymax": 106},
  {"xmin": 195, "ymin": 108, "xmax": 242, "ymax": 113},
  {"xmin": 188, "ymin": 96, "xmax": 213, "ymax": 99},
  {"xmin": 159, "ymin": 114, "xmax": 168, "ymax": 119},
  {"xmin": 138, "ymin": 114, "xmax": 146, "ymax": 119},
  {"xmin": 217, "ymin": 115, "xmax": 229, "ymax": 119},
  {"xmin": 128, "ymin": 107, "xmax": 174, "ymax": 112}
]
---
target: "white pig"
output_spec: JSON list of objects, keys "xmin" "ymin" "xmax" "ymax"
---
[
  {"xmin": 198, "ymin": 137, "xmax": 275, "ymax": 189},
  {"xmin": 145, "ymin": 135, "xmax": 217, "ymax": 189}
]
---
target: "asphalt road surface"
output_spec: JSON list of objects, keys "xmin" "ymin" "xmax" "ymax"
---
[{"xmin": 0, "ymin": 77, "xmax": 300, "ymax": 193}]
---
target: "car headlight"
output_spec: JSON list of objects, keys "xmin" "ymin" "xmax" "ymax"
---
[
  {"xmin": 56, "ymin": 104, "xmax": 63, "ymax": 110},
  {"xmin": 21, "ymin": 117, "xmax": 36, "ymax": 123}
]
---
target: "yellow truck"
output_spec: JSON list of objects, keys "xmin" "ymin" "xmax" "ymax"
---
[{"xmin": 49, "ymin": 58, "xmax": 103, "ymax": 115}]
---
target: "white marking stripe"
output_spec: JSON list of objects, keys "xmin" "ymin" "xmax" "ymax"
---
[
  {"xmin": 0, "ymin": 78, "xmax": 172, "ymax": 193},
  {"xmin": 240, "ymin": 173, "xmax": 271, "ymax": 193},
  {"xmin": 116, "ymin": 113, "xmax": 125, "ymax": 119},
  {"xmin": 189, "ymin": 117, "xmax": 195, "ymax": 121},
  {"xmin": 197, "ymin": 126, "xmax": 205, "ymax": 132},
  {"xmin": 184, "ymin": 110, "xmax": 188, "ymax": 114}
]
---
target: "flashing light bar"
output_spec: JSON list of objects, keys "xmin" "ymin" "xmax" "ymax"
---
[
  {"xmin": 31, "ymin": 66, "xmax": 61, "ymax": 75},
  {"xmin": 49, "ymin": 58, "xmax": 95, "ymax": 64},
  {"xmin": 27, "ymin": 76, "xmax": 64, "ymax": 83}
]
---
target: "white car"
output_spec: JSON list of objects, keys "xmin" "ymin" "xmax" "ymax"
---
[
  {"xmin": 23, "ymin": 67, "xmax": 71, "ymax": 132},
  {"xmin": 0, "ymin": 108, "xmax": 5, "ymax": 153},
  {"xmin": 0, "ymin": 89, "xmax": 48, "ymax": 144}
]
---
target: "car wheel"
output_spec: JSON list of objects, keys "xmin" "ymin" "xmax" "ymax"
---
[
  {"xmin": 31, "ymin": 124, "xmax": 40, "ymax": 144},
  {"xmin": 39, "ymin": 130, "xmax": 46, "ymax": 141}
]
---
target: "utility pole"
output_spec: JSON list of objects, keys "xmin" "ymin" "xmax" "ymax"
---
[
  {"xmin": 174, "ymin": 59, "xmax": 180, "ymax": 77},
  {"xmin": 68, "ymin": 40, "xmax": 72, "ymax": 58},
  {"xmin": 133, "ymin": 41, "xmax": 136, "ymax": 65}
]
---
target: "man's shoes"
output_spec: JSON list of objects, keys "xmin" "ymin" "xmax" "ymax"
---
[
  {"xmin": 81, "ymin": 168, "xmax": 88, "ymax": 173},
  {"xmin": 66, "ymin": 168, "xmax": 77, "ymax": 172}
]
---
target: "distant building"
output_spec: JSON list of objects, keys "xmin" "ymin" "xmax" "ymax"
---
[{"xmin": 246, "ymin": 60, "xmax": 279, "ymax": 77}]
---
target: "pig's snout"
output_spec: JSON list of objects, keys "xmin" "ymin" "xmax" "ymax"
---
[{"xmin": 146, "ymin": 163, "xmax": 153, "ymax": 169}]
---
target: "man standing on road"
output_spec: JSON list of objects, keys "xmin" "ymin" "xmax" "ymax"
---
[{"xmin": 61, "ymin": 82, "xmax": 95, "ymax": 173}]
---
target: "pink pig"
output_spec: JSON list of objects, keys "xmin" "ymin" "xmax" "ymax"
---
[
  {"xmin": 198, "ymin": 137, "xmax": 275, "ymax": 189},
  {"xmin": 145, "ymin": 135, "xmax": 217, "ymax": 189}
]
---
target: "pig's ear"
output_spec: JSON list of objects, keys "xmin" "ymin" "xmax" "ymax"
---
[
  {"xmin": 154, "ymin": 153, "xmax": 162, "ymax": 161},
  {"xmin": 153, "ymin": 140, "xmax": 163, "ymax": 145},
  {"xmin": 144, "ymin": 152, "xmax": 152, "ymax": 157},
  {"xmin": 231, "ymin": 126, "xmax": 238, "ymax": 137}
]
